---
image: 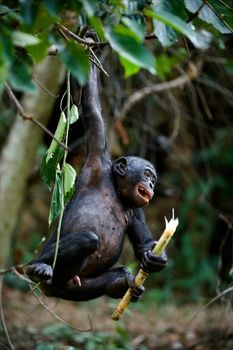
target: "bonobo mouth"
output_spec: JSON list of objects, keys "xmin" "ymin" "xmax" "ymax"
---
[{"xmin": 136, "ymin": 184, "xmax": 153, "ymax": 205}]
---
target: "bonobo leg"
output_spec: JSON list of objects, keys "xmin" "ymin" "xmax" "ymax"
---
[
  {"xmin": 42, "ymin": 266, "xmax": 144, "ymax": 302},
  {"xmin": 26, "ymin": 231, "xmax": 99, "ymax": 284}
]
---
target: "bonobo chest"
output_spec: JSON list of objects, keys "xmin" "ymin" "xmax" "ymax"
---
[{"xmin": 62, "ymin": 170, "xmax": 131, "ymax": 242}]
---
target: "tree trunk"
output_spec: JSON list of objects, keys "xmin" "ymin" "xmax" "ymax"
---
[{"xmin": 0, "ymin": 56, "xmax": 65, "ymax": 268}]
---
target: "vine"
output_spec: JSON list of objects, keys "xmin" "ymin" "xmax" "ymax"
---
[{"xmin": 40, "ymin": 70, "xmax": 79, "ymax": 269}]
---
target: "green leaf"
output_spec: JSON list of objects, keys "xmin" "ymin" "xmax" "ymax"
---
[
  {"xmin": 113, "ymin": 23, "xmax": 142, "ymax": 43},
  {"xmin": 49, "ymin": 171, "xmax": 63, "ymax": 226},
  {"xmin": 69, "ymin": 105, "xmax": 79, "ymax": 124},
  {"xmin": 121, "ymin": 16, "xmax": 145, "ymax": 42},
  {"xmin": 105, "ymin": 30, "xmax": 156, "ymax": 74},
  {"xmin": 0, "ymin": 43, "xmax": 9, "ymax": 93},
  {"xmin": 60, "ymin": 42, "xmax": 89, "ymax": 86},
  {"xmin": 40, "ymin": 147, "xmax": 64, "ymax": 189},
  {"xmin": 8, "ymin": 57, "xmax": 36, "ymax": 93},
  {"xmin": 63, "ymin": 163, "xmax": 76, "ymax": 204},
  {"xmin": 119, "ymin": 56, "xmax": 140, "ymax": 78},
  {"xmin": 80, "ymin": 0, "xmax": 98, "ymax": 16},
  {"xmin": 12, "ymin": 31, "xmax": 41, "ymax": 47},
  {"xmin": 185, "ymin": 0, "xmax": 232, "ymax": 34},
  {"xmin": 27, "ymin": 33, "xmax": 50, "ymax": 64},
  {"xmin": 88, "ymin": 16, "xmax": 105, "ymax": 40},
  {"xmin": 41, "ymin": 111, "xmax": 66, "ymax": 188},
  {"xmin": 46, "ymin": 111, "xmax": 67, "ymax": 163},
  {"xmin": 146, "ymin": 9, "xmax": 201, "ymax": 48},
  {"xmin": 43, "ymin": 0, "xmax": 64, "ymax": 16}
]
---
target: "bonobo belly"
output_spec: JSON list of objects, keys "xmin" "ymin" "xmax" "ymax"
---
[{"xmin": 62, "ymin": 188, "xmax": 129, "ymax": 276}]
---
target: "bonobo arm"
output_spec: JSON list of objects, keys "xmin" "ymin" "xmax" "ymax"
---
[
  {"xmin": 82, "ymin": 64, "xmax": 108, "ymax": 160},
  {"xmin": 127, "ymin": 208, "xmax": 167, "ymax": 273}
]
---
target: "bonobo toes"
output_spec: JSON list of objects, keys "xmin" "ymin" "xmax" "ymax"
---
[
  {"xmin": 26, "ymin": 263, "xmax": 53, "ymax": 283},
  {"xmin": 131, "ymin": 285, "xmax": 145, "ymax": 302},
  {"xmin": 127, "ymin": 274, "xmax": 145, "ymax": 302}
]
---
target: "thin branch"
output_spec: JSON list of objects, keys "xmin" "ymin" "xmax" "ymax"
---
[
  {"xmin": 187, "ymin": 2, "xmax": 206, "ymax": 23},
  {"xmin": 59, "ymin": 25, "xmax": 109, "ymax": 47},
  {"xmin": 30, "ymin": 285, "xmax": 93, "ymax": 332},
  {"xmin": 166, "ymin": 91, "xmax": 181, "ymax": 144},
  {"xmin": 188, "ymin": 285, "xmax": 233, "ymax": 325},
  {"xmin": 5, "ymin": 83, "xmax": 69, "ymax": 151},
  {"xmin": 217, "ymin": 0, "xmax": 233, "ymax": 12},
  {"xmin": 0, "ymin": 264, "xmax": 24, "ymax": 275},
  {"xmin": 115, "ymin": 62, "xmax": 199, "ymax": 122},
  {"xmin": 33, "ymin": 76, "xmax": 59, "ymax": 98},
  {"xmin": 0, "ymin": 276, "xmax": 15, "ymax": 350},
  {"xmin": 206, "ymin": 0, "xmax": 233, "ymax": 33},
  {"xmin": 196, "ymin": 76, "xmax": 233, "ymax": 100},
  {"xmin": 0, "ymin": 266, "xmax": 93, "ymax": 333}
]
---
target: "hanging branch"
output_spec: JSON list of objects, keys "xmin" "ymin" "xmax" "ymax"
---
[
  {"xmin": 0, "ymin": 276, "xmax": 15, "ymax": 350},
  {"xmin": 30, "ymin": 285, "xmax": 93, "ymax": 332},
  {"xmin": 5, "ymin": 83, "xmax": 68, "ymax": 151},
  {"xmin": 52, "ymin": 71, "xmax": 71, "ymax": 270},
  {"xmin": 115, "ymin": 62, "xmax": 200, "ymax": 124}
]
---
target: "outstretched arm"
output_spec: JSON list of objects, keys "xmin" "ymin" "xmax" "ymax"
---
[
  {"xmin": 82, "ymin": 64, "xmax": 108, "ymax": 159},
  {"xmin": 127, "ymin": 208, "xmax": 167, "ymax": 273}
]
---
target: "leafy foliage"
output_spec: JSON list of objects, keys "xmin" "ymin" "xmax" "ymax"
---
[
  {"xmin": 0, "ymin": 0, "xmax": 232, "ymax": 93},
  {"xmin": 40, "ymin": 100, "xmax": 79, "ymax": 226},
  {"xmin": 37, "ymin": 323, "xmax": 148, "ymax": 350}
]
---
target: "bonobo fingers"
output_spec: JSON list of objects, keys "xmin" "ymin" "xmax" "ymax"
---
[
  {"xmin": 131, "ymin": 285, "xmax": 145, "ymax": 302},
  {"xmin": 26, "ymin": 263, "xmax": 53, "ymax": 283},
  {"xmin": 141, "ymin": 250, "xmax": 167, "ymax": 273}
]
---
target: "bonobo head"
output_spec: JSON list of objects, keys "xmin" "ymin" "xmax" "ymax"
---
[{"xmin": 112, "ymin": 156, "xmax": 157, "ymax": 207}]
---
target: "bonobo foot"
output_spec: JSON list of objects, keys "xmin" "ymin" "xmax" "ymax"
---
[
  {"xmin": 26, "ymin": 263, "xmax": 53, "ymax": 283},
  {"xmin": 105, "ymin": 267, "xmax": 145, "ymax": 301},
  {"xmin": 128, "ymin": 276, "xmax": 145, "ymax": 302}
]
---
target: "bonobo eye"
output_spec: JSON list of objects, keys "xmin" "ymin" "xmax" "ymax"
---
[{"xmin": 144, "ymin": 170, "xmax": 151, "ymax": 178}]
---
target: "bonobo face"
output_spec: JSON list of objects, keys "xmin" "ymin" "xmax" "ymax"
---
[{"xmin": 113, "ymin": 156, "xmax": 157, "ymax": 207}]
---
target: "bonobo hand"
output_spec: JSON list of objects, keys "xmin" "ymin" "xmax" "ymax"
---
[{"xmin": 141, "ymin": 241, "xmax": 167, "ymax": 273}]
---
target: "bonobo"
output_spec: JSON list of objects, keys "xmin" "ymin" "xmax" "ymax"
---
[{"xmin": 26, "ymin": 64, "xmax": 167, "ymax": 302}]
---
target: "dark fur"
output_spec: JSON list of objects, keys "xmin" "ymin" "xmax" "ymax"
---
[{"xmin": 26, "ymin": 65, "xmax": 167, "ymax": 302}]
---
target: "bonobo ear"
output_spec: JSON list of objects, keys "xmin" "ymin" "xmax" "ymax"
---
[{"xmin": 113, "ymin": 157, "xmax": 128, "ymax": 176}]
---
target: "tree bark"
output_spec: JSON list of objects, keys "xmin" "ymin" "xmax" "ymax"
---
[{"xmin": 0, "ymin": 56, "xmax": 65, "ymax": 268}]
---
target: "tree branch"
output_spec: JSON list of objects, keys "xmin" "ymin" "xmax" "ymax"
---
[
  {"xmin": 5, "ymin": 83, "xmax": 69, "ymax": 151},
  {"xmin": 115, "ymin": 62, "xmax": 200, "ymax": 123}
]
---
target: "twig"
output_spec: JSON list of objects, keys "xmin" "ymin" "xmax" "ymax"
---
[
  {"xmin": 30, "ymin": 285, "xmax": 93, "ymax": 332},
  {"xmin": 187, "ymin": 2, "xmax": 206, "ymax": 23},
  {"xmin": 166, "ymin": 91, "xmax": 181, "ymax": 144},
  {"xmin": 0, "ymin": 276, "xmax": 15, "ymax": 350},
  {"xmin": 5, "ymin": 83, "xmax": 69, "ymax": 151},
  {"xmin": 115, "ymin": 62, "xmax": 199, "ymax": 122},
  {"xmin": 59, "ymin": 25, "xmax": 108, "ymax": 48},
  {"xmin": 196, "ymin": 76, "xmax": 233, "ymax": 100},
  {"xmin": 217, "ymin": 0, "xmax": 233, "ymax": 12},
  {"xmin": 33, "ymin": 76, "xmax": 59, "ymax": 98},
  {"xmin": 188, "ymin": 285, "xmax": 233, "ymax": 325},
  {"xmin": 0, "ymin": 264, "xmax": 24, "ymax": 275},
  {"xmin": 0, "ymin": 265, "xmax": 93, "ymax": 333},
  {"xmin": 206, "ymin": 0, "xmax": 233, "ymax": 33}
]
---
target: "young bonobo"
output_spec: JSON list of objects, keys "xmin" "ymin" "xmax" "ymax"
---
[{"xmin": 26, "ymin": 64, "xmax": 167, "ymax": 302}]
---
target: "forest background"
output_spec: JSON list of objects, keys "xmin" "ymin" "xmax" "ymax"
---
[{"xmin": 0, "ymin": 1, "xmax": 233, "ymax": 349}]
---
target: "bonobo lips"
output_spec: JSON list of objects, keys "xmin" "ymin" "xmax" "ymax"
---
[{"xmin": 136, "ymin": 184, "xmax": 153, "ymax": 204}]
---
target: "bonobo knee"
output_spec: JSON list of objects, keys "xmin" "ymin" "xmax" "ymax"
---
[{"xmin": 79, "ymin": 231, "xmax": 99, "ymax": 253}]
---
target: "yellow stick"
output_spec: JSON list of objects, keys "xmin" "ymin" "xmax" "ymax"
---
[{"xmin": 111, "ymin": 209, "xmax": 179, "ymax": 321}]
